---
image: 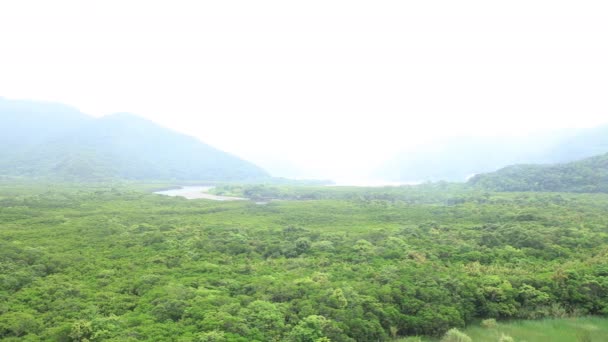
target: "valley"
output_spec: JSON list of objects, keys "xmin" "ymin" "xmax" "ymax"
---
[
  {"xmin": 2, "ymin": 99, "xmax": 608, "ymax": 341},
  {"xmin": 3, "ymin": 1, "xmax": 608, "ymax": 340}
]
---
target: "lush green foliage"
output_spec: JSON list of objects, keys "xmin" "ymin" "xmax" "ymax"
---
[
  {"xmin": 2, "ymin": 183, "xmax": 608, "ymax": 341},
  {"xmin": 439, "ymin": 328, "xmax": 471, "ymax": 342},
  {"xmin": 469, "ymin": 153, "xmax": 608, "ymax": 193},
  {"xmin": 212, "ymin": 183, "xmax": 475, "ymax": 204}
]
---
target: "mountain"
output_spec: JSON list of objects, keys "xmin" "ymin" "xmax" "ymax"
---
[
  {"xmin": 0, "ymin": 97, "xmax": 93, "ymax": 157},
  {"xmin": 376, "ymin": 125, "xmax": 608, "ymax": 183},
  {"xmin": 0, "ymin": 98, "xmax": 269, "ymax": 181},
  {"xmin": 468, "ymin": 152, "xmax": 608, "ymax": 192}
]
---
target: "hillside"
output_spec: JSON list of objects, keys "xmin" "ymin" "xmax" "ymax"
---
[
  {"xmin": 468, "ymin": 153, "xmax": 608, "ymax": 192},
  {"xmin": 0, "ymin": 98, "xmax": 269, "ymax": 181},
  {"xmin": 377, "ymin": 126, "xmax": 608, "ymax": 182}
]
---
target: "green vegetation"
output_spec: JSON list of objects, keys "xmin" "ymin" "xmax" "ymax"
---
[
  {"xmin": 439, "ymin": 328, "xmax": 472, "ymax": 342},
  {"xmin": 460, "ymin": 316, "xmax": 608, "ymax": 342},
  {"xmin": 2, "ymin": 182, "xmax": 608, "ymax": 341},
  {"xmin": 397, "ymin": 317, "xmax": 608, "ymax": 341},
  {"xmin": 469, "ymin": 153, "xmax": 608, "ymax": 193},
  {"xmin": 211, "ymin": 182, "xmax": 473, "ymax": 203}
]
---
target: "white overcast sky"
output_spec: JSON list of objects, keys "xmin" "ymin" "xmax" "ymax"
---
[{"xmin": 1, "ymin": 0, "xmax": 607, "ymax": 180}]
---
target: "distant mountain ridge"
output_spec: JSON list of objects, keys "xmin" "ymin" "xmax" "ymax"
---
[
  {"xmin": 468, "ymin": 152, "xmax": 608, "ymax": 193},
  {"xmin": 0, "ymin": 98, "xmax": 269, "ymax": 181},
  {"xmin": 376, "ymin": 125, "xmax": 608, "ymax": 182}
]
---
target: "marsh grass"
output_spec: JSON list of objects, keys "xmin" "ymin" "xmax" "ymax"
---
[
  {"xmin": 398, "ymin": 317, "xmax": 608, "ymax": 342},
  {"xmin": 465, "ymin": 317, "xmax": 608, "ymax": 342}
]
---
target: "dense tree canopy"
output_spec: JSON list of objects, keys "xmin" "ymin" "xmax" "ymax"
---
[{"xmin": 1, "ymin": 183, "xmax": 608, "ymax": 341}]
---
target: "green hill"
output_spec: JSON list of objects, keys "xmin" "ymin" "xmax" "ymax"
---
[
  {"xmin": 0, "ymin": 98, "xmax": 268, "ymax": 181},
  {"xmin": 468, "ymin": 153, "xmax": 608, "ymax": 192}
]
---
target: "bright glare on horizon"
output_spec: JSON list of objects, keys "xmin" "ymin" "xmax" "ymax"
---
[{"xmin": 1, "ymin": 0, "xmax": 607, "ymax": 181}]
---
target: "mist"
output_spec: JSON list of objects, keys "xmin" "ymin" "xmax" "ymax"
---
[{"xmin": 1, "ymin": 0, "xmax": 608, "ymax": 182}]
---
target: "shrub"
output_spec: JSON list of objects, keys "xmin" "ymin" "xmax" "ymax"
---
[
  {"xmin": 481, "ymin": 318, "xmax": 498, "ymax": 328},
  {"xmin": 440, "ymin": 328, "xmax": 472, "ymax": 342},
  {"xmin": 498, "ymin": 333, "xmax": 515, "ymax": 342},
  {"xmin": 401, "ymin": 337, "xmax": 423, "ymax": 342},
  {"xmin": 194, "ymin": 330, "xmax": 226, "ymax": 342}
]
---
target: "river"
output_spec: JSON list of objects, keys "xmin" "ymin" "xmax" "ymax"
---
[{"xmin": 154, "ymin": 186, "xmax": 246, "ymax": 201}]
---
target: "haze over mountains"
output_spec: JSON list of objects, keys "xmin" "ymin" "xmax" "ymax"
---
[
  {"xmin": 0, "ymin": 97, "xmax": 268, "ymax": 182},
  {"xmin": 2, "ymin": 96, "xmax": 608, "ymax": 184},
  {"xmin": 376, "ymin": 126, "xmax": 608, "ymax": 183}
]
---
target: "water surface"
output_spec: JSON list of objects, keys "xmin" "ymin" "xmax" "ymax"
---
[{"xmin": 155, "ymin": 186, "xmax": 245, "ymax": 201}]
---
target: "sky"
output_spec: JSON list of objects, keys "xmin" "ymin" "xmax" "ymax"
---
[{"xmin": 1, "ymin": 0, "xmax": 607, "ymax": 181}]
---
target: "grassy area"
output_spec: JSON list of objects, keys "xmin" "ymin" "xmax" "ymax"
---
[
  {"xmin": 397, "ymin": 317, "xmax": 608, "ymax": 341},
  {"xmin": 465, "ymin": 317, "xmax": 608, "ymax": 342}
]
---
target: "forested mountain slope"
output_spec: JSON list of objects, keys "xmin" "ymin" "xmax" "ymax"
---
[
  {"xmin": 468, "ymin": 153, "xmax": 608, "ymax": 192},
  {"xmin": 0, "ymin": 98, "xmax": 268, "ymax": 181}
]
